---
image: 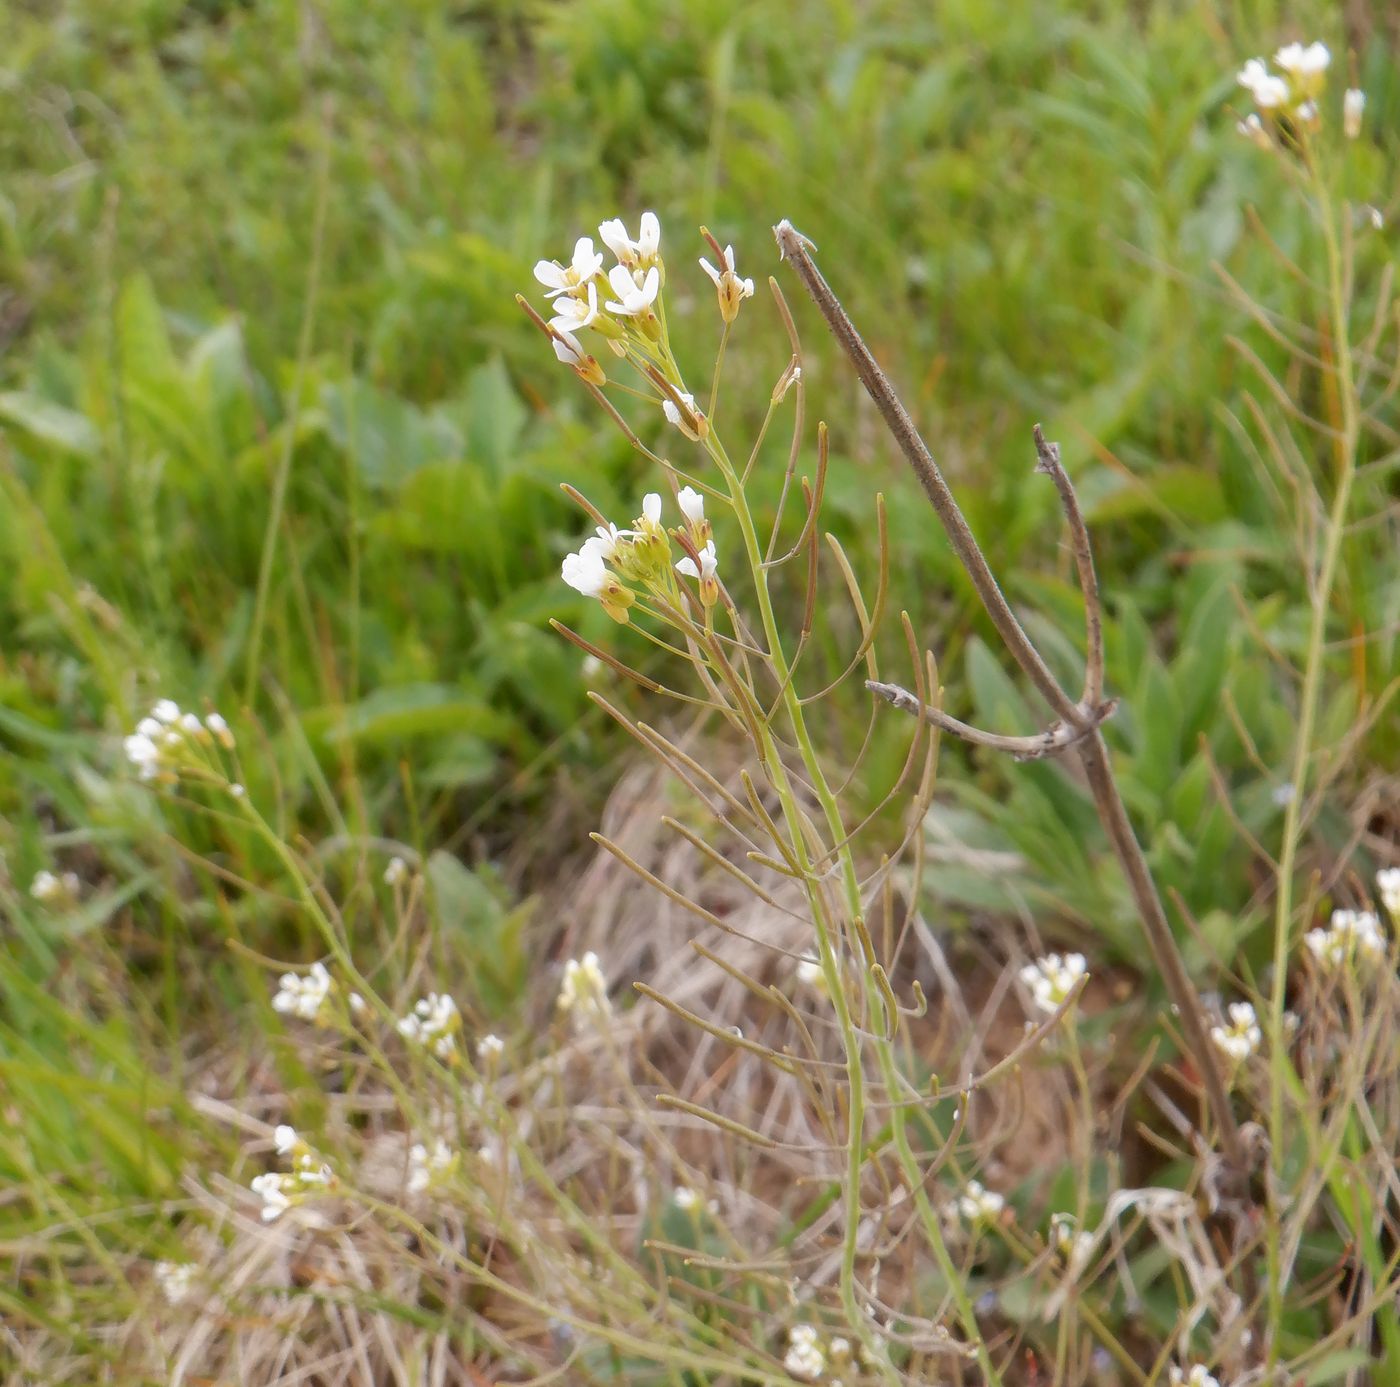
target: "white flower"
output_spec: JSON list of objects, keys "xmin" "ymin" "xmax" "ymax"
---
[
  {"xmin": 152, "ymin": 699, "xmax": 182, "ymax": 724},
  {"xmin": 547, "ymin": 280, "xmax": 600, "ymax": 334},
  {"xmin": 598, "ymin": 211, "xmax": 661, "ymax": 268},
  {"xmin": 795, "ymin": 955, "xmax": 827, "ymax": 995},
  {"xmin": 1169, "ymin": 1368, "xmax": 1220, "ymax": 1387},
  {"xmin": 533, "ymin": 237, "xmax": 604, "ymax": 299},
  {"xmin": 699, "ymin": 244, "xmax": 755, "ymax": 322},
  {"xmin": 30, "ymin": 871, "xmax": 63, "ymax": 903},
  {"xmin": 476, "ymin": 1033, "xmax": 505, "ymax": 1064},
  {"xmin": 784, "ymin": 1324, "xmax": 826, "ymax": 1380},
  {"xmin": 123, "ymin": 732, "xmax": 162, "ymax": 779},
  {"xmin": 1211, "ymin": 1001, "xmax": 1261, "ymax": 1064},
  {"xmin": 957, "ymin": 1179, "xmax": 1005, "ymax": 1225},
  {"xmin": 153, "ymin": 1260, "xmax": 197, "ymax": 1306},
  {"xmin": 676, "ymin": 485, "xmax": 705, "ymax": 528},
  {"xmin": 1018, "ymin": 952, "xmax": 1087, "ymax": 1014},
  {"xmin": 557, "ymin": 951, "xmax": 610, "ymax": 1018},
  {"xmin": 407, "ymin": 1138, "xmax": 456, "ymax": 1195},
  {"xmin": 662, "ymin": 391, "xmax": 697, "ymax": 432},
  {"xmin": 178, "ymin": 712, "xmax": 205, "ymax": 738},
  {"xmin": 1305, "ymin": 908, "xmax": 1387, "ymax": 971},
  {"xmin": 675, "ymin": 539, "xmax": 718, "ymax": 582},
  {"xmin": 251, "ymin": 1172, "xmax": 292, "ymax": 1222},
  {"xmin": 1237, "ymin": 57, "xmax": 1290, "ymax": 109},
  {"xmin": 398, "ymin": 992, "xmax": 460, "ymax": 1058},
  {"xmin": 1050, "ymin": 1213, "xmax": 1095, "ymax": 1276},
  {"xmin": 581, "ymin": 521, "xmax": 626, "ymax": 563},
  {"xmin": 1274, "ymin": 41, "xmax": 1329, "ymax": 77},
  {"xmin": 1295, "ymin": 99, "xmax": 1319, "ymax": 126},
  {"xmin": 641, "ymin": 492, "xmax": 662, "ymax": 527},
  {"xmin": 383, "ymin": 855, "xmax": 408, "ymax": 886},
  {"xmin": 1377, "ymin": 868, "xmax": 1400, "ymax": 918},
  {"xmin": 673, "ymin": 1186, "xmax": 700, "ymax": 1212},
  {"xmin": 271, "ymin": 962, "xmax": 334, "ymax": 1023},
  {"xmin": 204, "ymin": 711, "xmax": 234, "ymax": 747},
  {"xmin": 1236, "ymin": 113, "xmax": 1271, "ymax": 148},
  {"xmin": 1344, "ymin": 88, "xmax": 1365, "ymax": 139},
  {"xmin": 562, "ymin": 548, "xmax": 609, "ymax": 598},
  {"xmin": 605, "ymin": 264, "xmax": 661, "ymax": 317}
]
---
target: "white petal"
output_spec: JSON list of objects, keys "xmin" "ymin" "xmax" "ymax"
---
[
  {"xmin": 642, "ymin": 492, "xmax": 661, "ymax": 525},
  {"xmin": 699, "ymin": 257, "xmax": 721, "ymax": 286},
  {"xmin": 638, "ymin": 211, "xmax": 660, "ymax": 255}
]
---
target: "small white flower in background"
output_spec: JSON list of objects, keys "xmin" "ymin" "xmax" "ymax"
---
[
  {"xmin": 557, "ymin": 951, "xmax": 610, "ymax": 1019},
  {"xmin": 250, "ymin": 1136, "xmax": 336, "ymax": 1223},
  {"xmin": 30, "ymin": 870, "xmax": 81, "ymax": 904},
  {"xmin": 1237, "ymin": 56, "xmax": 1290, "ymax": 110},
  {"xmin": 1377, "ymin": 868, "xmax": 1400, "ymax": 919},
  {"xmin": 397, "ymin": 992, "xmax": 461, "ymax": 1059},
  {"xmin": 604, "ymin": 263, "xmax": 661, "ymax": 318},
  {"xmin": 271, "ymin": 962, "xmax": 334, "ymax": 1023},
  {"xmin": 533, "ymin": 237, "xmax": 604, "ymax": 299},
  {"xmin": 1211, "ymin": 1001, "xmax": 1262, "ymax": 1064},
  {"xmin": 1236, "ymin": 113, "xmax": 1271, "ymax": 149},
  {"xmin": 673, "ymin": 1185, "xmax": 718, "ymax": 1215},
  {"xmin": 1271, "ymin": 781, "xmax": 1295, "ymax": 807},
  {"xmin": 547, "ymin": 280, "xmax": 600, "ymax": 335},
  {"xmin": 1295, "ymin": 99, "xmax": 1319, "ymax": 127},
  {"xmin": 153, "ymin": 1260, "xmax": 197, "ymax": 1305},
  {"xmin": 251, "ymin": 1172, "xmax": 291, "ymax": 1222},
  {"xmin": 274, "ymin": 1124, "xmax": 299, "ymax": 1155},
  {"xmin": 1050, "ymin": 1213, "xmax": 1095, "ymax": 1275},
  {"xmin": 661, "ymin": 390, "xmax": 708, "ymax": 441},
  {"xmin": 1274, "ymin": 40, "xmax": 1329, "ymax": 82},
  {"xmin": 1169, "ymin": 1367, "xmax": 1221, "ymax": 1387},
  {"xmin": 383, "ymin": 855, "xmax": 408, "ymax": 887},
  {"xmin": 407, "ymin": 1138, "xmax": 457, "ymax": 1195},
  {"xmin": 957, "ymin": 1180, "xmax": 1005, "ymax": 1226},
  {"xmin": 598, "ymin": 211, "xmax": 661, "ymax": 270},
  {"xmin": 1344, "ymin": 88, "xmax": 1365, "ymax": 139},
  {"xmin": 1018, "ymin": 952, "xmax": 1087, "ymax": 1014},
  {"xmin": 477, "ymin": 1033, "xmax": 505, "ymax": 1064},
  {"xmin": 783, "ymin": 1324, "xmax": 826, "ymax": 1381},
  {"xmin": 152, "ymin": 699, "xmax": 181, "ymax": 724},
  {"xmin": 795, "ymin": 954, "xmax": 828, "ymax": 996},
  {"xmin": 1305, "ymin": 908, "xmax": 1387, "ymax": 971},
  {"xmin": 124, "ymin": 702, "xmax": 234, "ymax": 781},
  {"xmin": 204, "ymin": 712, "xmax": 235, "ymax": 747},
  {"xmin": 699, "ymin": 244, "xmax": 755, "ymax": 323}
]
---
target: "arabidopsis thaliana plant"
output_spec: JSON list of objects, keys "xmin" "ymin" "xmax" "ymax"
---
[
  {"xmin": 550, "ymin": 328, "xmax": 606, "ymax": 385},
  {"xmin": 407, "ymin": 1138, "xmax": 456, "ymax": 1194},
  {"xmin": 1274, "ymin": 41, "xmax": 1329, "ymax": 78},
  {"xmin": 676, "ymin": 540, "xmax": 720, "ymax": 606},
  {"xmin": 397, "ymin": 992, "xmax": 460, "ymax": 1058},
  {"xmin": 154, "ymin": 1260, "xmax": 197, "ymax": 1305},
  {"xmin": 533, "ymin": 237, "xmax": 603, "ymax": 298},
  {"xmin": 557, "ymin": 951, "xmax": 610, "ymax": 1018},
  {"xmin": 1305, "ymin": 908, "xmax": 1387, "ymax": 970},
  {"xmin": 30, "ymin": 870, "xmax": 80, "ymax": 903},
  {"xmin": 271, "ymin": 962, "xmax": 334, "ymax": 1023},
  {"xmin": 662, "ymin": 390, "xmax": 708, "ymax": 441},
  {"xmin": 675, "ymin": 485, "xmax": 709, "ymax": 542},
  {"xmin": 957, "ymin": 1180, "xmax": 1005, "ymax": 1224},
  {"xmin": 598, "ymin": 212, "xmax": 661, "ymax": 268},
  {"xmin": 547, "ymin": 281, "xmax": 600, "ymax": 334},
  {"xmin": 784, "ymin": 1326, "xmax": 825, "ymax": 1381},
  {"xmin": 1237, "ymin": 57, "xmax": 1289, "ymax": 109},
  {"xmin": 1018, "ymin": 952, "xmax": 1086, "ymax": 1014},
  {"xmin": 1377, "ymin": 868, "xmax": 1400, "ymax": 918}
]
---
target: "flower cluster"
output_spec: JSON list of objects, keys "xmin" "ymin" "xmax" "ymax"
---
[
  {"xmin": 957, "ymin": 1180, "xmax": 1006, "ymax": 1226},
  {"xmin": 1235, "ymin": 42, "xmax": 1362, "ymax": 144},
  {"xmin": 1169, "ymin": 1367, "xmax": 1220, "ymax": 1387},
  {"xmin": 561, "ymin": 488, "xmax": 721, "ymax": 622},
  {"xmin": 30, "ymin": 869, "xmax": 81, "ymax": 905},
  {"xmin": 124, "ymin": 699, "xmax": 234, "ymax": 784},
  {"xmin": 271, "ymin": 961, "xmax": 361, "ymax": 1024},
  {"xmin": 1049, "ymin": 1212, "xmax": 1095, "ymax": 1276},
  {"xmin": 1210, "ymin": 1001, "xmax": 1262, "ymax": 1064},
  {"xmin": 476, "ymin": 1033, "xmax": 505, "ymax": 1064},
  {"xmin": 1304, "ymin": 908, "xmax": 1388, "ymax": 972},
  {"xmin": 1018, "ymin": 951, "xmax": 1087, "ymax": 1015},
  {"xmin": 784, "ymin": 1325, "xmax": 826, "ymax": 1381},
  {"xmin": 407, "ymin": 1138, "xmax": 457, "ymax": 1195},
  {"xmin": 397, "ymin": 992, "xmax": 460, "ymax": 1059},
  {"xmin": 557, "ymin": 951, "xmax": 610, "ymax": 1019},
  {"xmin": 700, "ymin": 242, "xmax": 755, "ymax": 324},
  {"xmin": 673, "ymin": 1185, "xmax": 718, "ymax": 1215},
  {"xmin": 250, "ymin": 1126, "xmax": 335, "ymax": 1222},
  {"xmin": 153, "ymin": 1259, "xmax": 197, "ymax": 1306}
]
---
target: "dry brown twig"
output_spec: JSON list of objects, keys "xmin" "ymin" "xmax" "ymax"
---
[{"xmin": 773, "ymin": 217, "xmax": 1250, "ymax": 1178}]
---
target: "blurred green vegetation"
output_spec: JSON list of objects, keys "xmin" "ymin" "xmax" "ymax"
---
[{"xmin": 1, "ymin": 0, "xmax": 1397, "ymax": 1366}]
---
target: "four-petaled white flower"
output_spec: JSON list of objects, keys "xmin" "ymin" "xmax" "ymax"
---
[
  {"xmin": 1237, "ymin": 57, "xmax": 1289, "ymax": 109},
  {"xmin": 477, "ymin": 1033, "xmax": 505, "ymax": 1064},
  {"xmin": 562, "ymin": 548, "xmax": 610, "ymax": 599},
  {"xmin": 699, "ymin": 244, "xmax": 755, "ymax": 322},
  {"xmin": 533, "ymin": 237, "xmax": 604, "ymax": 299},
  {"xmin": 1344, "ymin": 88, "xmax": 1366, "ymax": 139},
  {"xmin": 783, "ymin": 1325, "xmax": 826, "ymax": 1381},
  {"xmin": 557, "ymin": 951, "xmax": 610, "ymax": 1018},
  {"xmin": 250, "ymin": 1172, "xmax": 292, "ymax": 1222},
  {"xmin": 1211, "ymin": 1001, "xmax": 1261, "ymax": 1064},
  {"xmin": 641, "ymin": 492, "xmax": 662, "ymax": 528},
  {"xmin": 548, "ymin": 280, "xmax": 600, "ymax": 334},
  {"xmin": 1305, "ymin": 908, "xmax": 1387, "ymax": 971},
  {"xmin": 384, "ymin": 855, "xmax": 408, "ymax": 886},
  {"xmin": 676, "ymin": 485, "xmax": 706, "ymax": 530},
  {"xmin": 957, "ymin": 1180, "xmax": 1005, "ymax": 1225},
  {"xmin": 675, "ymin": 540, "xmax": 718, "ymax": 583},
  {"xmin": 30, "ymin": 870, "xmax": 81, "ymax": 904},
  {"xmin": 1018, "ymin": 952, "xmax": 1087, "ymax": 1014},
  {"xmin": 271, "ymin": 962, "xmax": 335, "ymax": 1023},
  {"xmin": 598, "ymin": 211, "xmax": 661, "ymax": 268},
  {"xmin": 274, "ymin": 1124, "xmax": 299, "ymax": 1155},
  {"xmin": 605, "ymin": 264, "xmax": 661, "ymax": 317}
]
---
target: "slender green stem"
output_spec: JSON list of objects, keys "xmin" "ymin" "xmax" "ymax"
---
[{"xmin": 1265, "ymin": 163, "xmax": 1360, "ymax": 1366}]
